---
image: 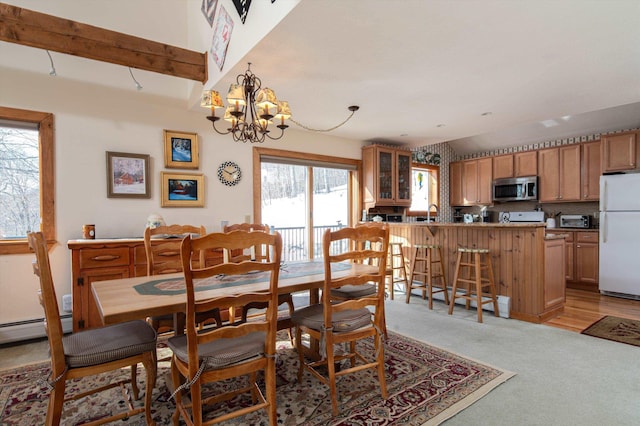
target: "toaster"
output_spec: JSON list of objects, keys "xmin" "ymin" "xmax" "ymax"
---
[{"xmin": 559, "ymin": 215, "xmax": 591, "ymax": 229}]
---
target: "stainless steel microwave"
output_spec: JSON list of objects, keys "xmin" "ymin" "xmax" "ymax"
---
[{"xmin": 492, "ymin": 176, "xmax": 538, "ymax": 202}]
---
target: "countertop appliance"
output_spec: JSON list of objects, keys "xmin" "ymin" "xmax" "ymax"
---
[
  {"xmin": 492, "ymin": 176, "xmax": 538, "ymax": 202},
  {"xmin": 599, "ymin": 173, "xmax": 640, "ymax": 299},
  {"xmin": 386, "ymin": 214, "xmax": 403, "ymax": 222},
  {"xmin": 559, "ymin": 214, "xmax": 591, "ymax": 229},
  {"xmin": 498, "ymin": 211, "xmax": 545, "ymax": 224}
]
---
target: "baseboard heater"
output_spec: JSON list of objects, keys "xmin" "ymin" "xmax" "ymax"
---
[
  {"xmin": 0, "ymin": 314, "xmax": 72, "ymax": 345},
  {"xmin": 409, "ymin": 287, "xmax": 511, "ymax": 318}
]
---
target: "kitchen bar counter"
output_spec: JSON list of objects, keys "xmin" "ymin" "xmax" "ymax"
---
[{"xmin": 387, "ymin": 222, "xmax": 565, "ymax": 323}]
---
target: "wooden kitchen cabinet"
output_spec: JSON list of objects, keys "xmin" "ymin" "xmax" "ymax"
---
[
  {"xmin": 449, "ymin": 161, "xmax": 464, "ymax": 206},
  {"xmin": 514, "ymin": 150, "xmax": 538, "ymax": 177},
  {"xmin": 538, "ymin": 145, "xmax": 581, "ymax": 202},
  {"xmin": 551, "ymin": 231, "xmax": 599, "ymax": 291},
  {"xmin": 581, "ymin": 141, "xmax": 601, "ymax": 201},
  {"xmin": 601, "ymin": 131, "xmax": 637, "ymax": 172},
  {"xmin": 544, "ymin": 237, "xmax": 566, "ymax": 310},
  {"xmin": 492, "ymin": 154, "xmax": 514, "ymax": 179},
  {"xmin": 492, "ymin": 151, "xmax": 537, "ymax": 180},
  {"xmin": 562, "ymin": 231, "xmax": 575, "ymax": 282},
  {"xmin": 461, "ymin": 157, "xmax": 492, "ymax": 206},
  {"xmin": 68, "ymin": 239, "xmax": 227, "ymax": 331},
  {"xmin": 362, "ymin": 145, "xmax": 411, "ymax": 207},
  {"xmin": 575, "ymin": 231, "xmax": 599, "ymax": 287}
]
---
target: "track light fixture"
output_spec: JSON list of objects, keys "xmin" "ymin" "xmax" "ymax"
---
[
  {"xmin": 45, "ymin": 50, "xmax": 56, "ymax": 77},
  {"xmin": 128, "ymin": 67, "xmax": 143, "ymax": 90}
]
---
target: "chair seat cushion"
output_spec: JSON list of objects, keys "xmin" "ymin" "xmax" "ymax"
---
[
  {"xmin": 330, "ymin": 284, "xmax": 377, "ymax": 299},
  {"xmin": 291, "ymin": 304, "xmax": 372, "ymax": 332},
  {"xmin": 62, "ymin": 320, "xmax": 157, "ymax": 368},
  {"xmin": 168, "ymin": 331, "xmax": 266, "ymax": 369}
]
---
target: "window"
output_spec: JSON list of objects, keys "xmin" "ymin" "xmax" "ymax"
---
[
  {"xmin": 408, "ymin": 163, "xmax": 439, "ymax": 217},
  {"xmin": 253, "ymin": 147, "xmax": 360, "ymax": 262},
  {"xmin": 0, "ymin": 107, "xmax": 55, "ymax": 254}
]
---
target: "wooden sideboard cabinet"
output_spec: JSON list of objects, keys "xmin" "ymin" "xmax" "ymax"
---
[{"xmin": 68, "ymin": 238, "xmax": 225, "ymax": 331}]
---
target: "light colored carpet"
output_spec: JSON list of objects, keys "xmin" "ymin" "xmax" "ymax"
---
[{"xmin": 390, "ymin": 293, "xmax": 640, "ymax": 425}]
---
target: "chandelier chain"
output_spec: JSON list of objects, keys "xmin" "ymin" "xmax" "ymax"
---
[{"xmin": 289, "ymin": 107, "xmax": 358, "ymax": 133}]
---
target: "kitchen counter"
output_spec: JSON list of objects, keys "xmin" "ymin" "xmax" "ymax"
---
[
  {"xmin": 387, "ymin": 222, "xmax": 565, "ymax": 323},
  {"xmin": 545, "ymin": 227, "xmax": 599, "ymax": 232}
]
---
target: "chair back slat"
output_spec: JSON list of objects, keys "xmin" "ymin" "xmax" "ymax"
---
[
  {"xmin": 223, "ymin": 223, "xmax": 271, "ymax": 262},
  {"xmin": 144, "ymin": 224, "xmax": 206, "ymax": 275}
]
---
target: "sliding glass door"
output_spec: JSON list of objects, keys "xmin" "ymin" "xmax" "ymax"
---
[{"xmin": 257, "ymin": 149, "xmax": 357, "ymax": 262}]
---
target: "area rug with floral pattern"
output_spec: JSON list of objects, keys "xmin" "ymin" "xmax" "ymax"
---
[{"xmin": 0, "ymin": 331, "xmax": 514, "ymax": 425}]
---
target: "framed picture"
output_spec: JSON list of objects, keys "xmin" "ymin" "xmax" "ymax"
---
[
  {"xmin": 106, "ymin": 151, "xmax": 150, "ymax": 198},
  {"xmin": 161, "ymin": 172, "xmax": 204, "ymax": 207},
  {"xmin": 211, "ymin": 5, "xmax": 234, "ymax": 70},
  {"xmin": 201, "ymin": 0, "xmax": 218, "ymax": 26},
  {"xmin": 164, "ymin": 130, "xmax": 199, "ymax": 169}
]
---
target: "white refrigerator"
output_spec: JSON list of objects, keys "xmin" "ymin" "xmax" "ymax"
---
[{"xmin": 599, "ymin": 173, "xmax": 640, "ymax": 299}]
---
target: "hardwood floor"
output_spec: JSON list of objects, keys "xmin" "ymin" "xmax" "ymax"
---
[{"xmin": 543, "ymin": 288, "xmax": 640, "ymax": 332}]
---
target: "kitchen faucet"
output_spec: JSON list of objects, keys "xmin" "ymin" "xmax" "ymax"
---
[{"xmin": 428, "ymin": 204, "xmax": 439, "ymax": 222}]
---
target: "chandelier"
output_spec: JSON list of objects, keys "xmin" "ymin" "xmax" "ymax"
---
[
  {"xmin": 201, "ymin": 63, "xmax": 359, "ymax": 143},
  {"xmin": 201, "ymin": 63, "xmax": 291, "ymax": 144}
]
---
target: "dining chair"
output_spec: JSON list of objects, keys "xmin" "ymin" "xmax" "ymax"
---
[
  {"xmin": 144, "ymin": 224, "xmax": 222, "ymax": 333},
  {"xmin": 330, "ymin": 221, "xmax": 389, "ymax": 338},
  {"xmin": 291, "ymin": 224, "xmax": 389, "ymax": 416},
  {"xmin": 168, "ymin": 230, "xmax": 282, "ymax": 425},
  {"xmin": 28, "ymin": 232, "xmax": 157, "ymax": 426},
  {"xmin": 223, "ymin": 223, "xmax": 295, "ymax": 332}
]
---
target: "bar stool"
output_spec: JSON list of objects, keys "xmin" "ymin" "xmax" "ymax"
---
[
  {"xmin": 406, "ymin": 244, "xmax": 450, "ymax": 309},
  {"xmin": 448, "ymin": 247, "xmax": 499, "ymax": 323},
  {"xmin": 386, "ymin": 242, "xmax": 409, "ymax": 300}
]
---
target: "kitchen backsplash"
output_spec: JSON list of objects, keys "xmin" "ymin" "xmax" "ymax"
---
[{"xmin": 457, "ymin": 201, "xmax": 600, "ymax": 226}]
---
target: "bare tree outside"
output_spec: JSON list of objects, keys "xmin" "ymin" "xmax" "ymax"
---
[
  {"xmin": 0, "ymin": 125, "xmax": 40, "ymax": 239},
  {"xmin": 261, "ymin": 162, "xmax": 350, "ymax": 261}
]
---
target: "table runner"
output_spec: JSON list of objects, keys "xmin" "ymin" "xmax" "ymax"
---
[{"xmin": 133, "ymin": 260, "xmax": 351, "ymax": 295}]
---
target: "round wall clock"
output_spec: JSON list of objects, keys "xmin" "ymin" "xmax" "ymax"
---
[{"xmin": 217, "ymin": 161, "xmax": 242, "ymax": 186}]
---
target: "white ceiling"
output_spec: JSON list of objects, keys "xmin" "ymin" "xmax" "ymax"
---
[{"xmin": 3, "ymin": 0, "xmax": 640, "ymax": 155}]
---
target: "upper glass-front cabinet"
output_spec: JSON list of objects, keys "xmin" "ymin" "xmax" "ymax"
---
[
  {"xmin": 362, "ymin": 145, "xmax": 412, "ymax": 207},
  {"xmin": 377, "ymin": 149, "xmax": 394, "ymax": 201},
  {"xmin": 396, "ymin": 151, "xmax": 411, "ymax": 203}
]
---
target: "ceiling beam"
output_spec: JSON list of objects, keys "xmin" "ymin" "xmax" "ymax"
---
[{"xmin": 0, "ymin": 3, "xmax": 207, "ymax": 83}]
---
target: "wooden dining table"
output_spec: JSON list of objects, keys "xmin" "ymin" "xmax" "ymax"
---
[{"xmin": 91, "ymin": 261, "xmax": 376, "ymax": 327}]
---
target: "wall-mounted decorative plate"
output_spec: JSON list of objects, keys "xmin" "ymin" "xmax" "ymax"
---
[{"xmin": 217, "ymin": 161, "xmax": 242, "ymax": 186}]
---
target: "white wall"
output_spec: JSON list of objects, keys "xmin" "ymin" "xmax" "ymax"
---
[{"xmin": 0, "ymin": 66, "xmax": 363, "ymax": 325}]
